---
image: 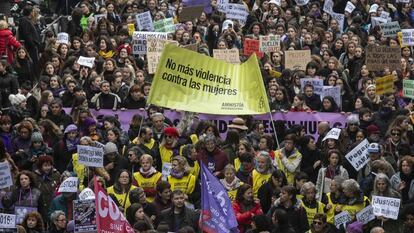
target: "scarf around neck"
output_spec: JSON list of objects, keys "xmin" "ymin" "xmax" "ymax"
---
[
  {"xmin": 220, "ymin": 177, "xmax": 241, "ymax": 191},
  {"xmin": 139, "ymin": 167, "xmax": 157, "ymax": 177}
]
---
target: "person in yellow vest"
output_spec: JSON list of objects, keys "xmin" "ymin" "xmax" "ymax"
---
[
  {"xmin": 322, "ymin": 176, "xmax": 345, "ymax": 225},
  {"xmin": 133, "ymin": 154, "xmax": 162, "ymax": 203},
  {"xmin": 107, "ymin": 169, "xmax": 138, "ymax": 213},
  {"xmin": 167, "ymin": 156, "xmax": 196, "ymax": 196},
  {"xmin": 234, "ymin": 140, "xmax": 254, "ymax": 171},
  {"xmin": 337, "ymin": 179, "xmax": 370, "ymax": 220},
  {"xmin": 220, "ymin": 164, "xmax": 243, "ymax": 201},
  {"xmin": 252, "ymin": 151, "xmax": 274, "ymax": 198},
  {"xmin": 132, "ymin": 126, "xmax": 161, "ymax": 171},
  {"xmin": 274, "ymin": 134, "xmax": 302, "ymax": 185},
  {"xmin": 300, "ymin": 182, "xmax": 325, "ymax": 226},
  {"xmin": 159, "ymin": 127, "xmax": 180, "ymax": 168},
  {"xmin": 182, "ymin": 144, "xmax": 200, "ymax": 178},
  {"xmin": 294, "ymin": 172, "xmax": 309, "ymax": 201}
]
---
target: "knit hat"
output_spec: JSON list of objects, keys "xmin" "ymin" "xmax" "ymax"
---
[
  {"xmin": 83, "ymin": 117, "xmax": 96, "ymax": 128},
  {"xmin": 104, "ymin": 142, "xmax": 118, "ymax": 154},
  {"xmin": 8, "ymin": 94, "xmax": 26, "ymax": 106},
  {"xmin": 64, "ymin": 124, "xmax": 78, "ymax": 134},
  {"xmin": 367, "ymin": 125, "xmax": 380, "ymax": 135},
  {"xmin": 346, "ymin": 221, "xmax": 363, "ymax": 233},
  {"xmin": 164, "ymin": 127, "xmax": 179, "ymax": 138},
  {"xmin": 31, "ymin": 131, "xmax": 43, "ymax": 143}
]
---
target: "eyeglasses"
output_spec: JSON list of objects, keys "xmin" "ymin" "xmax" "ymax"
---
[
  {"xmin": 313, "ymin": 221, "xmax": 323, "ymax": 225},
  {"xmin": 392, "ymin": 133, "xmax": 400, "ymax": 136}
]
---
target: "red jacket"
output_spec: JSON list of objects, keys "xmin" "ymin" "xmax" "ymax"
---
[
  {"xmin": 0, "ymin": 29, "xmax": 21, "ymax": 64},
  {"xmin": 232, "ymin": 201, "xmax": 263, "ymax": 233}
]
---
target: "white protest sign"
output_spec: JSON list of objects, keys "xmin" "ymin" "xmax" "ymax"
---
[
  {"xmin": 402, "ymin": 29, "xmax": 414, "ymax": 46},
  {"xmin": 331, "ymin": 13, "xmax": 345, "ymax": 32},
  {"xmin": 77, "ymin": 56, "xmax": 95, "ymax": 68},
  {"xmin": 372, "ymin": 195, "xmax": 401, "ymax": 220},
  {"xmin": 79, "ymin": 187, "xmax": 96, "ymax": 200},
  {"xmin": 226, "ymin": 4, "xmax": 249, "ymax": 25},
  {"xmin": 132, "ymin": 31, "xmax": 169, "ymax": 55},
  {"xmin": 322, "ymin": 128, "xmax": 341, "ymax": 142},
  {"xmin": 345, "ymin": 1, "xmax": 356, "ymax": 13},
  {"xmin": 58, "ymin": 177, "xmax": 78, "ymax": 193},
  {"xmin": 300, "ymin": 78, "xmax": 323, "ymax": 95},
  {"xmin": 321, "ymin": 86, "xmax": 342, "ymax": 109},
  {"xmin": 57, "ymin": 32, "xmax": 69, "ymax": 44},
  {"xmin": 0, "ymin": 161, "xmax": 13, "ymax": 189},
  {"xmin": 162, "ymin": 162, "xmax": 172, "ymax": 181},
  {"xmin": 397, "ymin": 0, "xmax": 410, "ymax": 3},
  {"xmin": 323, "ymin": 0, "xmax": 334, "ymax": 15},
  {"xmin": 294, "ymin": 0, "xmax": 309, "ymax": 6},
  {"xmin": 269, "ymin": 0, "xmax": 281, "ymax": 5},
  {"xmin": 0, "ymin": 213, "xmax": 16, "ymax": 229},
  {"xmin": 77, "ymin": 145, "xmax": 104, "ymax": 168},
  {"xmin": 345, "ymin": 139, "xmax": 370, "ymax": 171},
  {"xmin": 371, "ymin": 17, "xmax": 388, "ymax": 28},
  {"xmin": 94, "ymin": 14, "xmax": 106, "ymax": 23},
  {"xmin": 217, "ymin": 0, "xmax": 229, "ymax": 13},
  {"xmin": 356, "ymin": 205, "xmax": 375, "ymax": 224},
  {"xmin": 380, "ymin": 11, "xmax": 390, "ymax": 20},
  {"xmin": 259, "ymin": 35, "xmax": 280, "ymax": 53},
  {"xmin": 136, "ymin": 11, "xmax": 154, "ymax": 31},
  {"xmin": 380, "ymin": 21, "xmax": 401, "ymax": 38},
  {"xmin": 334, "ymin": 211, "xmax": 352, "ymax": 229}
]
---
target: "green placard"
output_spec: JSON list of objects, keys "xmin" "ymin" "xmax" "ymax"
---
[{"xmin": 403, "ymin": 80, "xmax": 414, "ymax": 99}]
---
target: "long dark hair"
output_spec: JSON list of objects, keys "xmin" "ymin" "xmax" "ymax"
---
[
  {"xmin": 113, "ymin": 169, "xmax": 132, "ymax": 193},
  {"xmin": 235, "ymin": 183, "xmax": 252, "ymax": 203}
]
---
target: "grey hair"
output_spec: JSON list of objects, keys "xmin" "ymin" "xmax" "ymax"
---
[
  {"xmin": 301, "ymin": 181, "xmax": 316, "ymax": 195},
  {"xmin": 342, "ymin": 179, "xmax": 360, "ymax": 195},
  {"xmin": 372, "ymin": 173, "xmax": 392, "ymax": 196},
  {"xmin": 347, "ymin": 114, "xmax": 360, "ymax": 125},
  {"xmin": 50, "ymin": 210, "xmax": 65, "ymax": 223},
  {"xmin": 204, "ymin": 134, "xmax": 216, "ymax": 144}
]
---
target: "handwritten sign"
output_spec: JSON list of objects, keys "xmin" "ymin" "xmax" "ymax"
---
[
  {"xmin": 323, "ymin": 0, "xmax": 334, "ymax": 15},
  {"xmin": 243, "ymin": 39, "xmax": 263, "ymax": 58},
  {"xmin": 366, "ymin": 46, "xmax": 401, "ymax": 71},
  {"xmin": 136, "ymin": 11, "xmax": 154, "ymax": 31},
  {"xmin": 321, "ymin": 86, "xmax": 342, "ymax": 109},
  {"xmin": 0, "ymin": 213, "xmax": 16, "ymax": 229},
  {"xmin": 356, "ymin": 205, "xmax": 375, "ymax": 224},
  {"xmin": 285, "ymin": 50, "xmax": 311, "ymax": 70},
  {"xmin": 77, "ymin": 145, "xmax": 104, "ymax": 168},
  {"xmin": 259, "ymin": 35, "xmax": 280, "ymax": 53},
  {"xmin": 0, "ymin": 161, "xmax": 12, "ymax": 189},
  {"xmin": 132, "ymin": 31, "xmax": 168, "ymax": 55},
  {"xmin": 345, "ymin": 139, "xmax": 370, "ymax": 171},
  {"xmin": 213, "ymin": 49, "xmax": 240, "ymax": 64},
  {"xmin": 154, "ymin": 18, "xmax": 175, "ymax": 33},
  {"xmin": 372, "ymin": 17, "xmax": 388, "ymax": 28},
  {"xmin": 345, "ymin": 1, "xmax": 356, "ymax": 13},
  {"xmin": 403, "ymin": 80, "xmax": 414, "ymax": 99},
  {"xmin": 402, "ymin": 29, "xmax": 414, "ymax": 46},
  {"xmin": 375, "ymin": 75, "xmax": 394, "ymax": 95},
  {"xmin": 79, "ymin": 187, "xmax": 95, "ymax": 200},
  {"xmin": 372, "ymin": 196, "xmax": 401, "ymax": 220},
  {"xmin": 57, "ymin": 32, "xmax": 69, "ymax": 44},
  {"xmin": 217, "ymin": 0, "xmax": 229, "ymax": 12},
  {"xmin": 226, "ymin": 4, "xmax": 248, "ymax": 24},
  {"xmin": 58, "ymin": 177, "xmax": 79, "ymax": 193},
  {"xmin": 77, "ymin": 56, "xmax": 95, "ymax": 68},
  {"xmin": 334, "ymin": 211, "xmax": 352, "ymax": 229},
  {"xmin": 147, "ymin": 39, "xmax": 179, "ymax": 74},
  {"xmin": 300, "ymin": 78, "xmax": 323, "ymax": 95},
  {"xmin": 380, "ymin": 21, "xmax": 401, "ymax": 38},
  {"xmin": 322, "ymin": 128, "xmax": 341, "ymax": 142},
  {"xmin": 162, "ymin": 162, "xmax": 172, "ymax": 181}
]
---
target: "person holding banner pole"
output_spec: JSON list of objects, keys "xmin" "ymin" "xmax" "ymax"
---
[{"xmin": 274, "ymin": 134, "xmax": 302, "ymax": 185}]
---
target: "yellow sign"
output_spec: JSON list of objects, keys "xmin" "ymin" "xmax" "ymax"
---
[
  {"xmin": 127, "ymin": 24, "xmax": 135, "ymax": 36},
  {"xmin": 148, "ymin": 45, "xmax": 270, "ymax": 115},
  {"xmin": 375, "ymin": 75, "xmax": 394, "ymax": 95}
]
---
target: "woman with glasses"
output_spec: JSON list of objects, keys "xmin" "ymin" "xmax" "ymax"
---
[
  {"xmin": 133, "ymin": 154, "xmax": 162, "ymax": 203},
  {"xmin": 307, "ymin": 213, "xmax": 335, "ymax": 233},
  {"xmin": 107, "ymin": 169, "xmax": 138, "ymax": 213},
  {"xmin": 384, "ymin": 126, "xmax": 411, "ymax": 162},
  {"xmin": 50, "ymin": 210, "xmax": 67, "ymax": 233}
]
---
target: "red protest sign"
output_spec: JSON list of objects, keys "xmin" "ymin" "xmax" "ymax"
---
[
  {"xmin": 243, "ymin": 38, "xmax": 263, "ymax": 58},
  {"xmin": 94, "ymin": 177, "xmax": 134, "ymax": 233}
]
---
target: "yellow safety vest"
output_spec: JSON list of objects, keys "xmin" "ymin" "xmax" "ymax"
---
[
  {"xmin": 301, "ymin": 201, "xmax": 325, "ymax": 226},
  {"xmin": 252, "ymin": 170, "xmax": 271, "ymax": 198},
  {"xmin": 168, "ymin": 174, "xmax": 196, "ymax": 195},
  {"xmin": 340, "ymin": 196, "xmax": 370, "ymax": 220},
  {"xmin": 188, "ymin": 161, "xmax": 200, "ymax": 178},
  {"xmin": 106, "ymin": 185, "xmax": 138, "ymax": 212},
  {"xmin": 133, "ymin": 172, "xmax": 162, "ymax": 202},
  {"xmin": 234, "ymin": 158, "xmax": 241, "ymax": 171},
  {"xmin": 71, "ymin": 153, "xmax": 85, "ymax": 191},
  {"xmin": 274, "ymin": 149, "xmax": 302, "ymax": 185},
  {"xmin": 226, "ymin": 182, "xmax": 244, "ymax": 201},
  {"xmin": 326, "ymin": 192, "xmax": 338, "ymax": 224},
  {"xmin": 159, "ymin": 145, "xmax": 173, "ymax": 165}
]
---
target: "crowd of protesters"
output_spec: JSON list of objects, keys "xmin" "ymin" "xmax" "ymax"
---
[{"xmin": 1, "ymin": 0, "xmax": 414, "ymax": 232}]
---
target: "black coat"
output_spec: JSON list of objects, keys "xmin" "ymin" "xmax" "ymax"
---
[
  {"xmin": 47, "ymin": 110, "xmax": 74, "ymax": 131},
  {"xmin": 304, "ymin": 94, "xmax": 322, "ymax": 111},
  {"xmin": 158, "ymin": 206, "xmax": 200, "ymax": 232},
  {"xmin": 13, "ymin": 58, "xmax": 34, "ymax": 85},
  {"xmin": 122, "ymin": 95, "xmax": 146, "ymax": 109},
  {"xmin": 0, "ymin": 72, "xmax": 19, "ymax": 108},
  {"xmin": 18, "ymin": 17, "xmax": 41, "ymax": 51}
]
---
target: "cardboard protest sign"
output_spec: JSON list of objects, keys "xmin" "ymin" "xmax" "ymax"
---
[
  {"xmin": 147, "ymin": 39, "xmax": 179, "ymax": 74},
  {"xmin": 402, "ymin": 29, "xmax": 414, "ymax": 46},
  {"xmin": 217, "ymin": 0, "xmax": 228, "ymax": 13},
  {"xmin": 74, "ymin": 199, "xmax": 97, "ymax": 233},
  {"xmin": 380, "ymin": 11, "xmax": 390, "ymax": 20},
  {"xmin": 285, "ymin": 50, "xmax": 311, "ymax": 70},
  {"xmin": 79, "ymin": 188, "xmax": 95, "ymax": 201},
  {"xmin": 321, "ymin": 86, "xmax": 342, "ymax": 109},
  {"xmin": 132, "ymin": 31, "xmax": 169, "ymax": 55},
  {"xmin": 300, "ymin": 78, "xmax": 323, "ymax": 95},
  {"xmin": 180, "ymin": 5, "xmax": 205, "ymax": 22},
  {"xmin": 356, "ymin": 205, "xmax": 375, "ymax": 225},
  {"xmin": 244, "ymin": 39, "xmax": 263, "ymax": 58},
  {"xmin": 366, "ymin": 46, "xmax": 401, "ymax": 71},
  {"xmin": 372, "ymin": 195, "xmax": 401, "ymax": 220},
  {"xmin": 136, "ymin": 11, "xmax": 154, "ymax": 31},
  {"xmin": 334, "ymin": 211, "xmax": 352, "ymax": 229},
  {"xmin": 57, "ymin": 32, "xmax": 69, "ymax": 44},
  {"xmin": 345, "ymin": 1, "xmax": 356, "ymax": 13},
  {"xmin": 154, "ymin": 18, "xmax": 176, "ymax": 33},
  {"xmin": 345, "ymin": 139, "xmax": 370, "ymax": 171},
  {"xmin": 226, "ymin": 4, "xmax": 248, "ymax": 24},
  {"xmin": 127, "ymin": 24, "xmax": 135, "ymax": 36},
  {"xmin": 77, "ymin": 56, "xmax": 95, "ymax": 68},
  {"xmin": 213, "ymin": 49, "xmax": 240, "ymax": 64},
  {"xmin": 323, "ymin": 0, "xmax": 334, "ymax": 15},
  {"xmin": 403, "ymin": 80, "xmax": 414, "ymax": 99},
  {"xmin": 380, "ymin": 21, "xmax": 401, "ymax": 38},
  {"xmin": 77, "ymin": 145, "xmax": 104, "ymax": 168},
  {"xmin": 162, "ymin": 163, "xmax": 172, "ymax": 181},
  {"xmin": 371, "ymin": 17, "xmax": 388, "ymax": 28},
  {"xmin": 58, "ymin": 177, "xmax": 78, "ymax": 193},
  {"xmin": 0, "ymin": 213, "xmax": 16, "ymax": 229},
  {"xmin": 322, "ymin": 128, "xmax": 341, "ymax": 142},
  {"xmin": 331, "ymin": 13, "xmax": 345, "ymax": 32},
  {"xmin": 0, "ymin": 161, "xmax": 13, "ymax": 189},
  {"xmin": 259, "ymin": 35, "xmax": 280, "ymax": 53},
  {"xmin": 375, "ymin": 75, "xmax": 394, "ymax": 95}
]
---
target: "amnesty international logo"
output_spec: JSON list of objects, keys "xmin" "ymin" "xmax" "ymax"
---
[{"xmin": 259, "ymin": 97, "xmax": 265, "ymax": 109}]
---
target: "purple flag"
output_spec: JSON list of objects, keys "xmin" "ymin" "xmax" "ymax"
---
[
  {"xmin": 200, "ymin": 163, "xmax": 239, "ymax": 233},
  {"xmin": 182, "ymin": 0, "xmax": 212, "ymax": 14}
]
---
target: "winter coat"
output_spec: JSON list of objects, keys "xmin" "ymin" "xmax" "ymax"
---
[
  {"xmin": 11, "ymin": 187, "xmax": 44, "ymax": 216},
  {"xmin": 316, "ymin": 166, "xmax": 348, "ymax": 201},
  {"xmin": 158, "ymin": 206, "xmax": 200, "ymax": 232},
  {"xmin": 48, "ymin": 195, "xmax": 75, "ymax": 221},
  {"xmin": 274, "ymin": 148, "xmax": 302, "ymax": 185},
  {"xmin": 197, "ymin": 147, "xmax": 229, "ymax": 178},
  {"xmin": 233, "ymin": 201, "xmax": 263, "ymax": 233},
  {"xmin": 34, "ymin": 169, "xmax": 60, "ymax": 221},
  {"xmin": 0, "ymin": 28, "xmax": 21, "ymax": 64},
  {"xmin": 0, "ymin": 71, "xmax": 19, "ymax": 108},
  {"xmin": 47, "ymin": 110, "xmax": 74, "ymax": 131},
  {"xmin": 8, "ymin": 105, "xmax": 31, "ymax": 125},
  {"xmin": 268, "ymin": 199, "xmax": 309, "ymax": 233}
]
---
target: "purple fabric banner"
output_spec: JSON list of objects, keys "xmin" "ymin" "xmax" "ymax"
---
[
  {"xmin": 200, "ymin": 163, "xmax": 239, "ymax": 233},
  {"xmin": 182, "ymin": 0, "xmax": 212, "ymax": 14},
  {"xmin": 63, "ymin": 109, "xmax": 349, "ymax": 140}
]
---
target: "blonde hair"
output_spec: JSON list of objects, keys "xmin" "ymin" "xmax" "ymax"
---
[
  {"xmin": 0, "ymin": 20, "xmax": 8, "ymax": 30},
  {"xmin": 140, "ymin": 154, "xmax": 153, "ymax": 164}
]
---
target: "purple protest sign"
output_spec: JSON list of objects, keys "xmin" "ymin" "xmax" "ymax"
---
[
  {"xmin": 200, "ymin": 163, "xmax": 239, "ymax": 233},
  {"xmin": 182, "ymin": 0, "xmax": 212, "ymax": 14}
]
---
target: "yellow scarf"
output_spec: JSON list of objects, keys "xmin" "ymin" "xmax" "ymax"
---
[{"xmin": 99, "ymin": 50, "xmax": 115, "ymax": 59}]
